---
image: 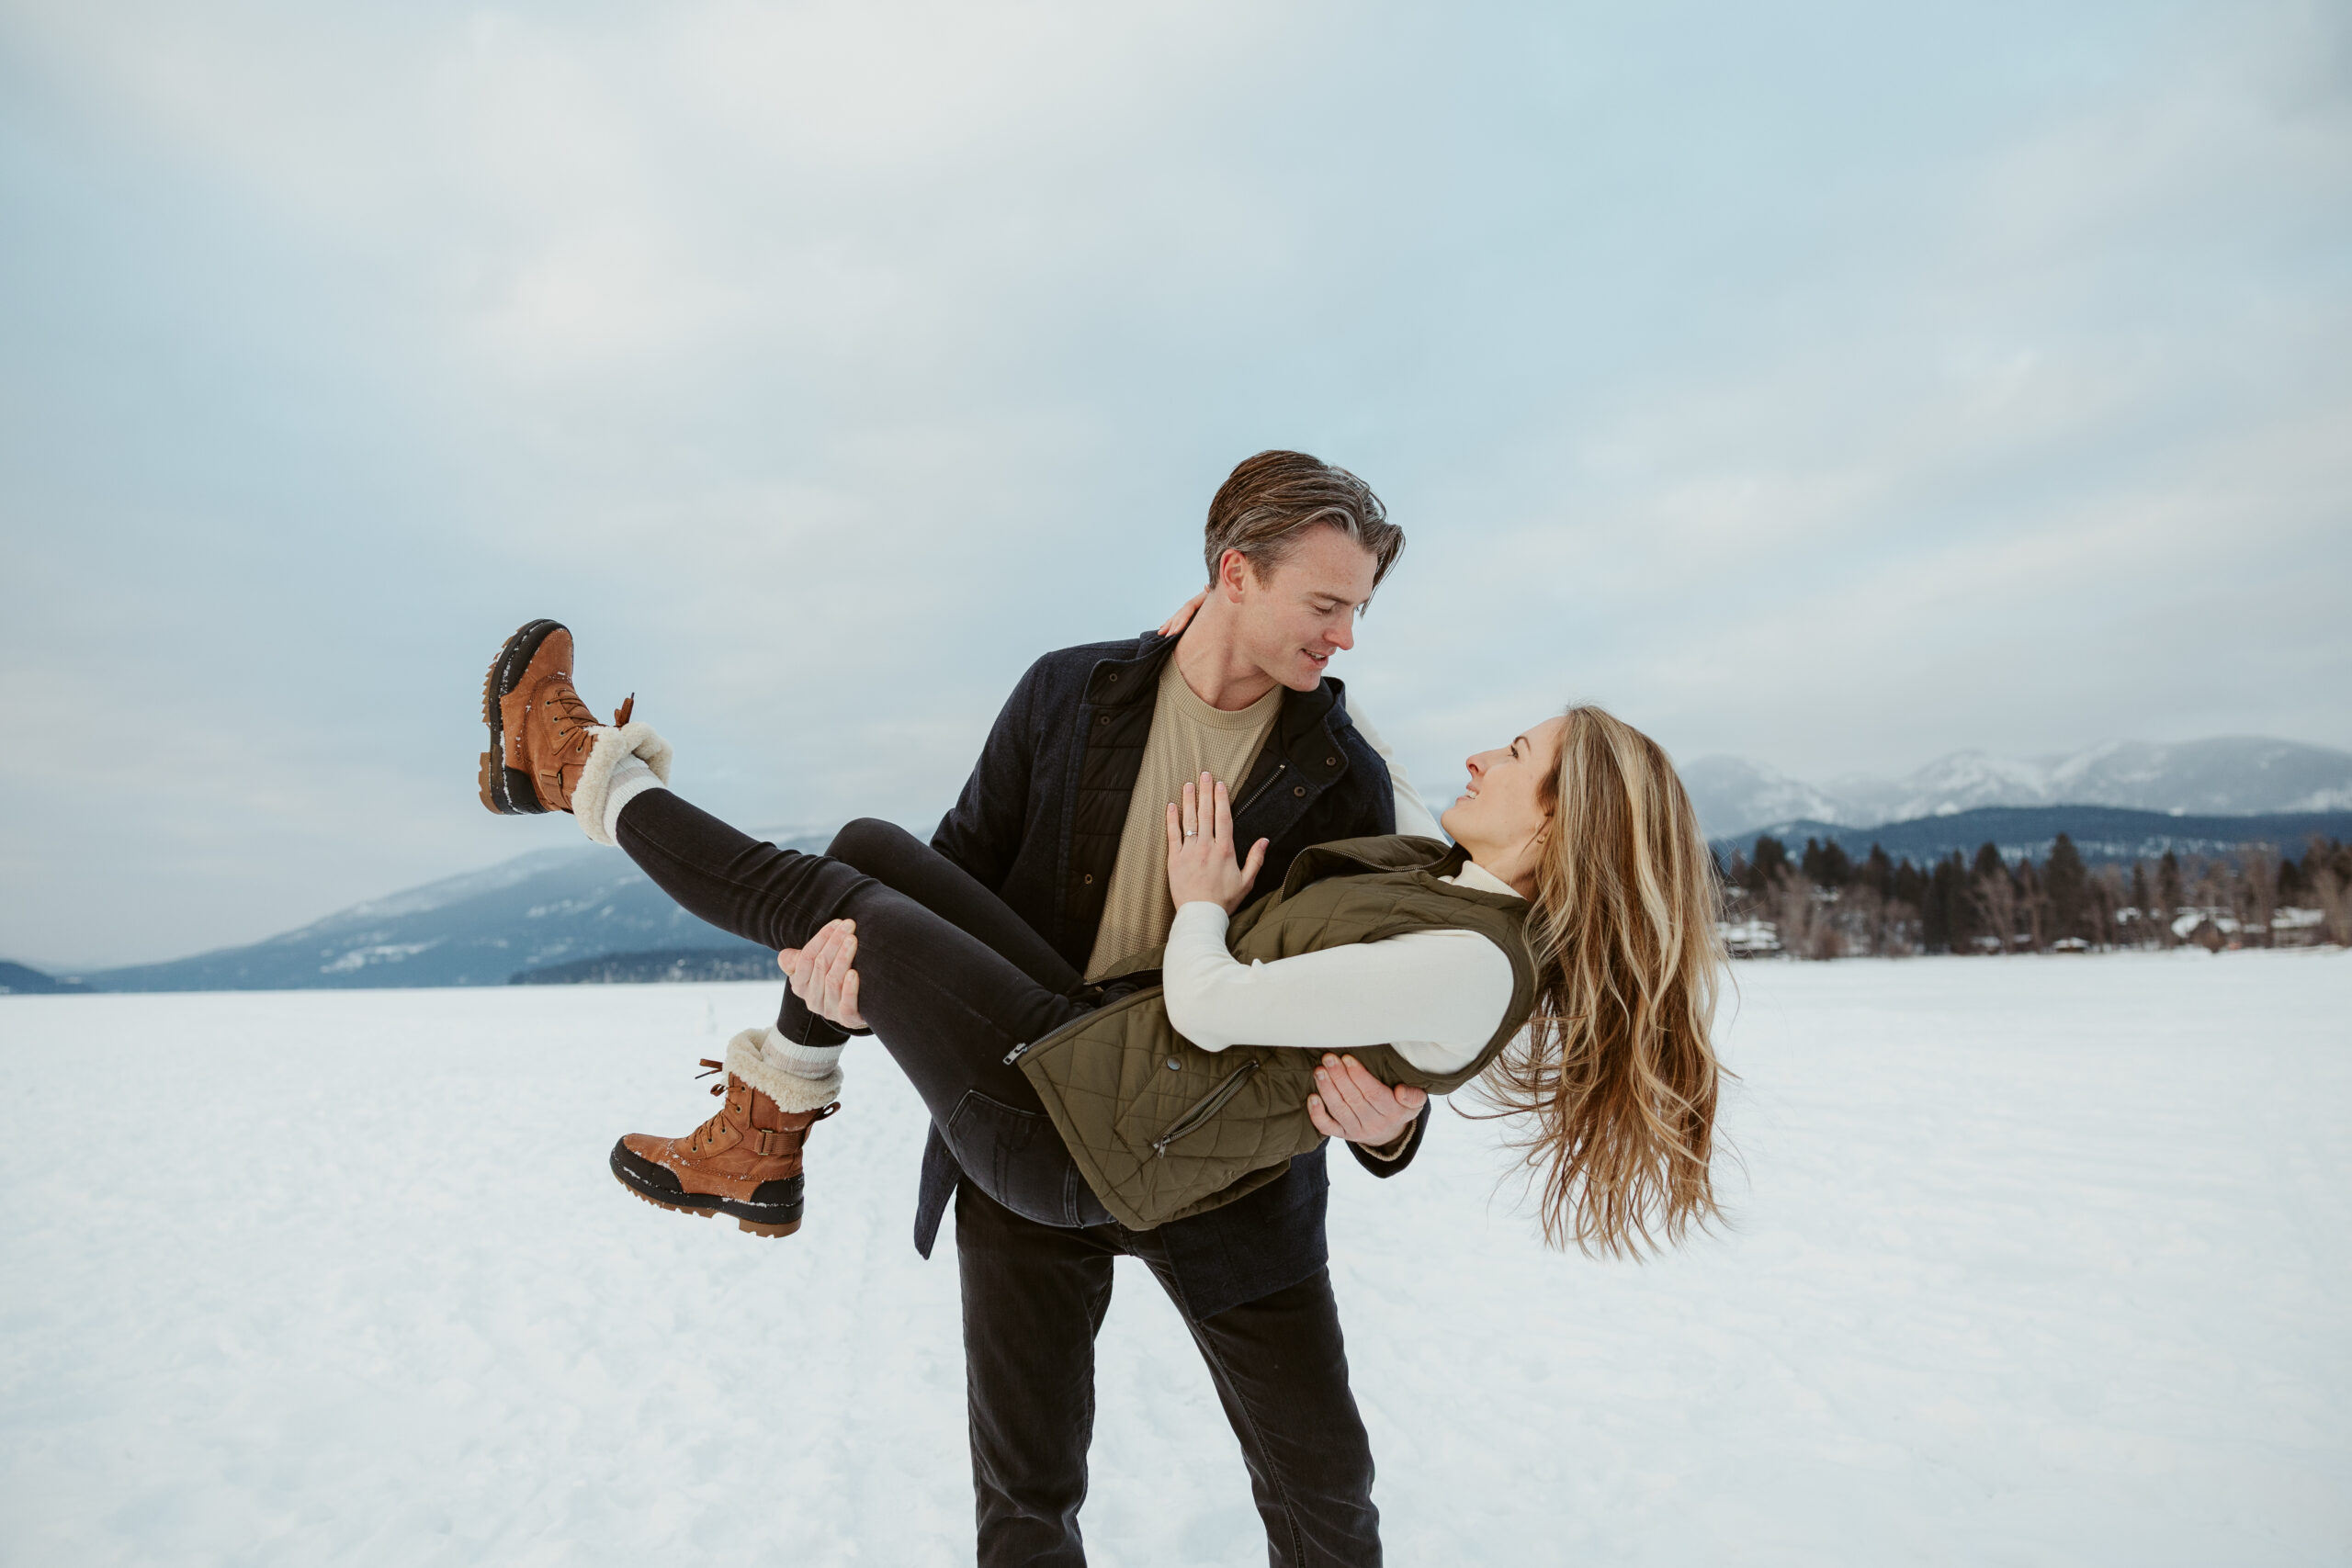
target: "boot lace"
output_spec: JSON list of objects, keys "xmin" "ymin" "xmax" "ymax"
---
[
  {"xmin": 684, "ymin": 1059, "xmax": 733, "ymax": 1154},
  {"xmin": 679, "ymin": 1059, "xmax": 839, "ymax": 1155},
  {"xmin": 540, "ymin": 682, "xmax": 600, "ymax": 734}
]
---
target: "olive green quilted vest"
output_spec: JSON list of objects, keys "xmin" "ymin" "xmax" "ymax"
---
[{"xmin": 1014, "ymin": 835, "xmax": 1538, "ymax": 1231}]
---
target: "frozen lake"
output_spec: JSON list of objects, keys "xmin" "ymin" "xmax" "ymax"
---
[{"xmin": 2, "ymin": 951, "xmax": 2346, "ymax": 1565}]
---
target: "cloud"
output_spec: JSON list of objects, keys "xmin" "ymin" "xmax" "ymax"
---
[{"xmin": 2, "ymin": 0, "xmax": 2346, "ymax": 966}]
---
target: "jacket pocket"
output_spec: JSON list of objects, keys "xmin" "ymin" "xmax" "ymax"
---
[{"xmin": 1149, "ymin": 1059, "xmax": 1262, "ymax": 1157}]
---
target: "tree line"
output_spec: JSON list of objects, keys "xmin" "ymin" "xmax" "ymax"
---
[{"xmin": 1716, "ymin": 833, "xmax": 2352, "ymax": 958}]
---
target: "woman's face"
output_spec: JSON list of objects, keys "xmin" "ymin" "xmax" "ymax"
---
[{"xmin": 1440, "ymin": 715, "xmax": 1566, "ymax": 863}]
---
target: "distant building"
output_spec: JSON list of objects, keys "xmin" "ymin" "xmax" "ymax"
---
[
  {"xmin": 2172, "ymin": 911, "xmax": 2233, "ymax": 952},
  {"xmin": 2270, "ymin": 907, "xmax": 2327, "ymax": 948},
  {"xmin": 1718, "ymin": 918, "xmax": 1781, "ymax": 958}
]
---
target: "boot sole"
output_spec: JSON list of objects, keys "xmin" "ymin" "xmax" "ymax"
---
[
  {"xmin": 479, "ymin": 618, "xmax": 567, "ymax": 816},
  {"xmin": 608, "ymin": 1139, "xmax": 805, "ymax": 1237}
]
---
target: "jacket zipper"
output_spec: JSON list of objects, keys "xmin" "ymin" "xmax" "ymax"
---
[
  {"xmin": 1003, "ymin": 983, "xmax": 1168, "ymax": 1067},
  {"xmin": 1151, "ymin": 1059, "xmax": 1261, "ymax": 1157},
  {"xmin": 1235, "ymin": 761, "xmax": 1288, "ymax": 814}
]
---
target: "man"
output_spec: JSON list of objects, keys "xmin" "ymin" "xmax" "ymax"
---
[{"xmin": 854, "ymin": 450, "xmax": 1439, "ymax": 1566}]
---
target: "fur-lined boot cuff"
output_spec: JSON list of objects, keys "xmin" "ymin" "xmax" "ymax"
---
[
  {"xmin": 723, "ymin": 1026, "xmax": 844, "ymax": 1113},
  {"xmin": 573, "ymin": 721, "xmax": 674, "ymax": 846}
]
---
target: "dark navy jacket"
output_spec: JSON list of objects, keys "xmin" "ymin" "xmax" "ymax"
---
[{"xmin": 915, "ymin": 630, "xmax": 1432, "ymax": 1317}]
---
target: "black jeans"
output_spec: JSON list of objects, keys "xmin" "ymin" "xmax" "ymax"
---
[
  {"xmin": 957, "ymin": 1182, "xmax": 1381, "ymax": 1568},
  {"xmin": 616, "ymin": 794, "xmax": 1111, "ymax": 1226},
  {"xmin": 615, "ymin": 792, "xmax": 1381, "ymax": 1566}
]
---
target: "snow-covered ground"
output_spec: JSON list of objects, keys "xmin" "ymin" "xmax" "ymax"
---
[{"xmin": 3, "ymin": 951, "xmax": 2346, "ymax": 1566}]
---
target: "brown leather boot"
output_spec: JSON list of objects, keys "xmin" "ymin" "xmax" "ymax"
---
[
  {"xmin": 478, "ymin": 619, "xmax": 636, "ymax": 816},
  {"xmin": 608, "ymin": 1050, "xmax": 841, "ymax": 1237}
]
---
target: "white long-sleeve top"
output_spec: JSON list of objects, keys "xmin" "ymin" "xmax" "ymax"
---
[
  {"xmin": 1345, "ymin": 699, "xmax": 1442, "ymax": 840},
  {"xmin": 1160, "ymin": 860, "xmax": 1523, "ymax": 1075}
]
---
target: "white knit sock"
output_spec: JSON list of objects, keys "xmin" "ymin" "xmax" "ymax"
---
[
  {"xmin": 723, "ymin": 1026, "xmax": 843, "ymax": 1112},
  {"xmin": 601, "ymin": 755, "xmax": 666, "ymax": 843},
  {"xmin": 764, "ymin": 1025, "xmax": 847, "ymax": 1082},
  {"xmin": 571, "ymin": 720, "xmax": 674, "ymax": 847}
]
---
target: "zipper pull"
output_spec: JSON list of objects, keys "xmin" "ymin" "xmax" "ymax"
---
[
  {"xmin": 1002, "ymin": 1042, "xmax": 1031, "ymax": 1066},
  {"xmin": 1238, "ymin": 761, "xmax": 1288, "ymax": 812}
]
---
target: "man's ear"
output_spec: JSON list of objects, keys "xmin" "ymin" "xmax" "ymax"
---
[{"xmin": 1216, "ymin": 547, "xmax": 1255, "ymax": 603}]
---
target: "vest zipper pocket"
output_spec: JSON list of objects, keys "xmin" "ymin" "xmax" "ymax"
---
[{"xmin": 1150, "ymin": 1059, "xmax": 1261, "ymax": 1157}]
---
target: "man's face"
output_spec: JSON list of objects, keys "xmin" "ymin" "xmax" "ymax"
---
[{"xmin": 1228, "ymin": 525, "xmax": 1381, "ymax": 692}]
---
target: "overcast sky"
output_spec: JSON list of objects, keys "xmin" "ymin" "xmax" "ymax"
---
[{"xmin": 4, "ymin": 0, "xmax": 2346, "ymax": 971}]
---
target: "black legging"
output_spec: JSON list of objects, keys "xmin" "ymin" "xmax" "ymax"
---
[{"xmin": 615, "ymin": 789, "xmax": 1114, "ymax": 1227}]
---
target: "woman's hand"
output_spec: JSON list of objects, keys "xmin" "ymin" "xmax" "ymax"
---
[
  {"xmin": 1165, "ymin": 773, "xmax": 1268, "ymax": 914},
  {"xmin": 1158, "ymin": 591, "xmax": 1207, "ymax": 638},
  {"xmin": 1306, "ymin": 1055, "xmax": 1428, "ymax": 1149},
  {"xmin": 775, "ymin": 918, "xmax": 865, "ymax": 1031}
]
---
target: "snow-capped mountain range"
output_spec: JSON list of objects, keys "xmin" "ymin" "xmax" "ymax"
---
[
  {"xmin": 17, "ymin": 739, "xmax": 2344, "ymax": 994},
  {"xmin": 78, "ymin": 829, "xmax": 833, "ymax": 993},
  {"xmin": 1684, "ymin": 738, "xmax": 2352, "ymax": 840}
]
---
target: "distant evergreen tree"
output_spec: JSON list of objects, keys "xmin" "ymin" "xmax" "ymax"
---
[
  {"xmin": 1937, "ymin": 852, "xmax": 1977, "ymax": 952},
  {"xmin": 2276, "ymin": 853, "xmax": 2303, "ymax": 903},
  {"xmin": 2156, "ymin": 851, "xmax": 2184, "ymax": 916},
  {"xmin": 1802, "ymin": 838, "xmax": 1852, "ymax": 889},
  {"xmin": 1973, "ymin": 842, "xmax": 2007, "ymax": 882},
  {"xmin": 2087, "ymin": 864, "xmax": 2122, "ymax": 945},
  {"xmin": 1861, "ymin": 845, "xmax": 1894, "ymax": 898},
  {"xmin": 1748, "ymin": 836, "xmax": 1790, "ymax": 892},
  {"xmin": 2014, "ymin": 858, "xmax": 2046, "ymax": 950},
  {"xmin": 2045, "ymin": 833, "xmax": 2089, "ymax": 942},
  {"xmin": 1891, "ymin": 858, "xmax": 1927, "ymax": 910},
  {"xmin": 2129, "ymin": 862, "xmax": 2153, "ymax": 941},
  {"xmin": 1923, "ymin": 860, "xmax": 1954, "ymax": 951}
]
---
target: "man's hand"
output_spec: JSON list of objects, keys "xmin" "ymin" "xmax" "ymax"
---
[
  {"xmin": 1158, "ymin": 590, "xmax": 1208, "ymax": 638},
  {"xmin": 1166, "ymin": 773, "xmax": 1268, "ymax": 914},
  {"xmin": 776, "ymin": 918, "xmax": 865, "ymax": 1032},
  {"xmin": 1306, "ymin": 1054, "xmax": 1427, "ymax": 1149}
]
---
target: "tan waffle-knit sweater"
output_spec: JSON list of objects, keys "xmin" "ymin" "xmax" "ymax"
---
[{"xmin": 1083, "ymin": 658, "xmax": 1283, "ymax": 980}]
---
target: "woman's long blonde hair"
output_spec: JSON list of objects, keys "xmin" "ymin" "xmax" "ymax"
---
[{"xmin": 1476, "ymin": 705, "xmax": 1729, "ymax": 1257}]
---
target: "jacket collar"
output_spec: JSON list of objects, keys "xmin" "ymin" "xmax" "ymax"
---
[
  {"xmin": 1082, "ymin": 630, "xmax": 1178, "ymax": 705},
  {"xmin": 1087, "ymin": 630, "xmax": 1342, "ymax": 735}
]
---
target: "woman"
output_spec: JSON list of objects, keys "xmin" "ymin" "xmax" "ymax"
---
[{"xmin": 480, "ymin": 619, "xmax": 1727, "ymax": 1256}]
